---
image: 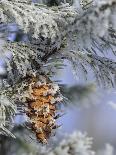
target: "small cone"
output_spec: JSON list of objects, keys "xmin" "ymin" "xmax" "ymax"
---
[{"xmin": 26, "ymin": 76, "xmax": 62, "ymax": 143}]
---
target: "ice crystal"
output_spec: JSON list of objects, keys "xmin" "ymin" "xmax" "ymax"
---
[
  {"xmin": 0, "ymin": 0, "xmax": 115, "ymax": 49},
  {"xmin": 0, "ymin": 94, "xmax": 16, "ymax": 137},
  {"xmin": 48, "ymin": 131, "xmax": 95, "ymax": 155}
]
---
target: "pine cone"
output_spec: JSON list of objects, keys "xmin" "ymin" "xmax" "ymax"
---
[{"xmin": 26, "ymin": 76, "xmax": 63, "ymax": 143}]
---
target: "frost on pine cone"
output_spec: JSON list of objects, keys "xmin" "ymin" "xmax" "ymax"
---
[
  {"xmin": 25, "ymin": 76, "xmax": 63, "ymax": 144},
  {"xmin": 0, "ymin": 40, "xmax": 63, "ymax": 143}
]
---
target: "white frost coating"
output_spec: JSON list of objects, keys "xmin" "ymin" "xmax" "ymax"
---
[
  {"xmin": 0, "ymin": 0, "xmax": 115, "ymax": 48},
  {"xmin": 0, "ymin": 95, "xmax": 16, "ymax": 137},
  {"xmin": 48, "ymin": 131, "xmax": 95, "ymax": 155},
  {"xmin": 0, "ymin": 0, "xmax": 115, "ymax": 88}
]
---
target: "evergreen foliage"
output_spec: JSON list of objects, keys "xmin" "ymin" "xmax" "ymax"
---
[{"xmin": 0, "ymin": 0, "xmax": 116, "ymax": 154}]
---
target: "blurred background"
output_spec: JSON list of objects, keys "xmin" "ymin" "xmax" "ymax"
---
[{"xmin": 55, "ymin": 64, "xmax": 116, "ymax": 151}]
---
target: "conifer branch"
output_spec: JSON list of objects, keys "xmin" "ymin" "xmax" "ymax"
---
[{"xmin": 0, "ymin": 0, "xmax": 116, "ymax": 141}]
